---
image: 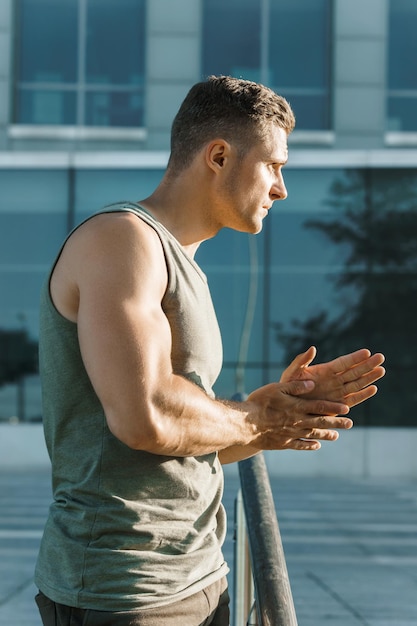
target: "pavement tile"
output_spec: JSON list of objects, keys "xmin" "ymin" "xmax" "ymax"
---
[{"xmin": 1, "ymin": 470, "xmax": 417, "ymax": 625}]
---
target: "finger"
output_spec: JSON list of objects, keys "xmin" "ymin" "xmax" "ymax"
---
[
  {"xmin": 326, "ymin": 349, "xmax": 374, "ymax": 375},
  {"xmin": 337, "ymin": 356, "xmax": 385, "ymax": 383},
  {"xmin": 301, "ymin": 428, "xmax": 340, "ymax": 441},
  {"xmin": 290, "ymin": 429, "xmax": 340, "ymax": 449},
  {"xmin": 297, "ymin": 345, "xmax": 317, "ymax": 368},
  {"xmin": 306, "ymin": 398, "xmax": 350, "ymax": 417},
  {"xmin": 341, "ymin": 367, "xmax": 385, "ymax": 397},
  {"xmin": 343, "ymin": 364, "xmax": 386, "ymax": 387},
  {"xmin": 301, "ymin": 420, "xmax": 355, "ymax": 442},
  {"xmin": 288, "ymin": 439, "xmax": 322, "ymax": 451},
  {"xmin": 344, "ymin": 384, "xmax": 378, "ymax": 408},
  {"xmin": 282, "ymin": 387, "xmax": 350, "ymax": 415},
  {"xmin": 281, "ymin": 378, "xmax": 315, "ymax": 396},
  {"xmin": 284, "ymin": 418, "xmax": 354, "ymax": 451},
  {"xmin": 283, "ymin": 346, "xmax": 317, "ymax": 379},
  {"xmin": 302, "ymin": 415, "xmax": 353, "ymax": 430}
]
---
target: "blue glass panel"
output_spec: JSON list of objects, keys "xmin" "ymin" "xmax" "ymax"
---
[
  {"xmin": 269, "ymin": 0, "xmax": 331, "ymax": 89},
  {"xmin": 0, "ymin": 169, "xmax": 67, "ymax": 420},
  {"xmin": 85, "ymin": 91, "xmax": 144, "ymax": 126},
  {"xmin": 0, "ymin": 169, "xmax": 68, "ymax": 334},
  {"xmin": 267, "ymin": 168, "xmax": 417, "ymax": 426},
  {"xmin": 213, "ymin": 366, "xmax": 265, "ymax": 400},
  {"xmin": 283, "ymin": 93, "xmax": 330, "ymax": 131},
  {"xmin": 0, "ymin": 270, "xmax": 47, "ymax": 328},
  {"xmin": 269, "ymin": 0, "xmax": 331, "ymax": 129},
  {"xmin": 0, "ymin": 166, "xmax": 414, "ymax": 425},
  {"xmin": 388, "ymin": 0, "xmax": 417, "ymax": 90},
  {"xmin": 18, "ymin": 0, "xmax": 78, "ymax": 83},
  {"xmin": 86, "ymin": 0, "xmax": 146, "ymax": 85},
  {"xmin": 74, "ymin": 169, "xmax": 164, "ymax": 223},
  {"xmin": 387, "ymin": 97, "xmax": 417, "ymax": 131},
  {"xmin": 202, "ymin": 0, "xmax": 261, "ymax": 79},
  {"xmin": 202, "ymin": 0, "xmax": 331, "ymax": 129},
  {"xmin": 198, "ymin": 229, "xmax": 265, "ymax": 366},
  {"xmin": 0, "ymin": 213, "xmax": 67, "ymax": 266},
  {"xmin": 268, "ymin": 168, "xmax": 352, "ymax": 365},
  {"xmin": 16, "ymin": 89, "xmax": 77, "ymax": 125},
  {"xmin": 0, "ymin": 170, "xmax": 68, "ymax": 216}
]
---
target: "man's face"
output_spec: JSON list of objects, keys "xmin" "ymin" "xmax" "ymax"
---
[{"xmin": 216, "ymin": 125, "xmax": 289, "ymax": 234}]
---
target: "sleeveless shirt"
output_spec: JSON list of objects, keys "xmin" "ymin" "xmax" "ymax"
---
[{"xmin": 34, "ymin": 203, "xmax": 228, "ymax": 610}]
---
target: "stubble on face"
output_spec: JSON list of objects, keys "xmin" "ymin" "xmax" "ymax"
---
[{"xmin": 213, "ymin": 125, "xmax": 289, "ymax": 234}]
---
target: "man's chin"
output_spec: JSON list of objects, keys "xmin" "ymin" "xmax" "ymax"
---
[
  {"xmin": 238, "ymin": 222, "xmax": 263, "ymax": 235},
  {"xmin": 252, "ymin": 214, "xmax": 267, "ymax": 234},
  {"xmin": 233, "ymin": 215, "xmax": 265, "ymax": 235}
]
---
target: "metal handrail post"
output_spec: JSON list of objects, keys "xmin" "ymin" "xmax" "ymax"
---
[
  {"xmin": 233, "ymin": 490, "xmax": 257, "ymax": 625},
  {"xmin": 238, "ymin": 453, "xmax": 298, "ymax": 626}
]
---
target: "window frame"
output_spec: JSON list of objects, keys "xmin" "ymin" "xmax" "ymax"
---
[
  {"xmin": 201, "ymin": 0, "xmax": 333, "ymax": 137},
  {"xmin": 386, "ymin": 0, "xmax": 417, "ymax": 144},
  {"xmin": 12, "ymin": 0, "xmax": 147, "ymax": 135}
]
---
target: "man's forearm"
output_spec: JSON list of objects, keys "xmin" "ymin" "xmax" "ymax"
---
[
  {"xmin": 218, "ymin": 445, "xmax": 261, "ymax": 465},
  {"xmin": 105, "ymin": 372, "xmax": 351, "ymax": 457},
  {"xmin": 106, "ymin": 374, "xmax": 254, "ymax": 456}
]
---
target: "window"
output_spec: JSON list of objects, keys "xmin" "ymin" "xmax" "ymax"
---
[
  {"xmin": 14, "ymin": 0, "xmax": 146, "ymax": 127},
  {"xmin": 202, "ymin": 0, "xmax": 332, "ymax": 130},
  {"xmin": 388, "ymin": 0, "xmax": 417, "ymax": 131},
  {"xmin": 0, "ymin": 168, "xmax": 69, "ymax": 421},
  {"xmin": 268, "ymin": 0, "xmax": 332, "ymax": 131},
  {"xmin": 202, "ymin": 0, "xmax": 261, "ymax": 83}
]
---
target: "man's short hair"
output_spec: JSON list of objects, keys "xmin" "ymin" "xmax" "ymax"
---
[{"xmin": 167, "ymin": 75, "xmax": 295, "ymax": 175}]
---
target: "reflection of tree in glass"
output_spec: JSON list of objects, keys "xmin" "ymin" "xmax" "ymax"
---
[
  {"xmin": 275, "ymin": 169, "xmax": 417, "ymax": 426},
  {"xmin": 0, "ymin": 328, "xmax": 38, "ymax": 388}
]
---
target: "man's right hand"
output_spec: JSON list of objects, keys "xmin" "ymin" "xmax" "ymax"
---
[{"xmin": 244, "ymin": 378, "xmax": 352, "ymax": 452}]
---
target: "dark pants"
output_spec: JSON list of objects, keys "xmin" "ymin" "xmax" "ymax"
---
[{"xmin": 35, "ymin": 578, "xmax": 230, "ymax": 626}]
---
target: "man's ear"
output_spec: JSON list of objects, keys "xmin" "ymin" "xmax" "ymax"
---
[{"xmin": 205, "ymin": 140, "xmax": 232, "ymax": 172}]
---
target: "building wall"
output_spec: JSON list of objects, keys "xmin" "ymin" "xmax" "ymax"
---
[
  {"xmin": 0, "ymin": 0, "xmax": 12, "ymax": 149},
  {"xmin": 145, "ymin": 0, "xmax": 202, "ymax": 149},
  {"xmin": 1, "ymin": 0, "xmax": 402, "ymax": 153},
  {"xmin": 333, "ymin": 0, "xmax": 388, "ymax": 149},
  {"xmin": 0, "ymin": 1, "xmax": 416, "ymax": 462}
]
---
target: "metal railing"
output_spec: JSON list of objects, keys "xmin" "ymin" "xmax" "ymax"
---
[{"xmin": 233, "ymin": 453, "xmax": 298, "ymax": 626}]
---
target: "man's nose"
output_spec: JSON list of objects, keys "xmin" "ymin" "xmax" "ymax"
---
[{"xmin": 270, "ymin": 174, "xmax": 287, "ymax": 201}]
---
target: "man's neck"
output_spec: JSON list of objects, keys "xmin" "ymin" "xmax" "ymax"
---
[{"xmin": 138, "ymin": 175, "xmax": 220, "ymax": 258}]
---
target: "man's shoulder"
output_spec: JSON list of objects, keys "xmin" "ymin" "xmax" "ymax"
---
[{"xmin": 73, "ymin": 207, "xmax": 161, "ymax": 251}]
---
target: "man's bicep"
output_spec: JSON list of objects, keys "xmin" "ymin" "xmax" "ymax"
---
[{"xmin": 75, "ymin": 217, "xmax": 173, "ymax": 442}]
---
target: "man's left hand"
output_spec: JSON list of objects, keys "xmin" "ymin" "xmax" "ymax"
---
[{"xmin": 280, "ymin": 346, "xmax": 385, "ymax": 408}]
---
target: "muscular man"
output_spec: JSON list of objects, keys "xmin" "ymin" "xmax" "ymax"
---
[{"xmin": 35, "ymin": 76, "xmax": 385, "ymax": 626}]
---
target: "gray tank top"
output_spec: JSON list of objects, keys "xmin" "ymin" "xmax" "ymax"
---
[{"xmin": 35, "ymin": 202, "xmax": 228, "ymax": 610}]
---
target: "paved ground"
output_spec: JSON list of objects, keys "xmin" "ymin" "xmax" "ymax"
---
[{"xmin": 1, "ymin": 468, "xmax": 417, "ymax": 626}]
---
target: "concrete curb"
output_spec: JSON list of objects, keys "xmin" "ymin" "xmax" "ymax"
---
[
  {"xmin": 1, "ymin": 424, "xmax": 417, "ymax": 477},
  {"xmin": 0, "ymin": 423, "xmax": 50, "ymax": 470}
]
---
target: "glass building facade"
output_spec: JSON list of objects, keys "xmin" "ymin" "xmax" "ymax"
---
[
  {"xmin": 388, "ymin": 0, "xmax": 417, "ymax": 131},
  {"xmin": 203, "ymin": 0, "xmax": 332, "ymax": 130},
  {"xmin": 1, "ymin": 0, "xmax": 416, "ymax": 428},
  {"xmin": 14, "ymin": 0, "xmax": 146, "ymax": 126}
]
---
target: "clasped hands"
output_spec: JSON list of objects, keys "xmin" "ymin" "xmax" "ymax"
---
[{"xmin": 247, "ymin": 347, "xmax": 385, "ymax": 451}]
